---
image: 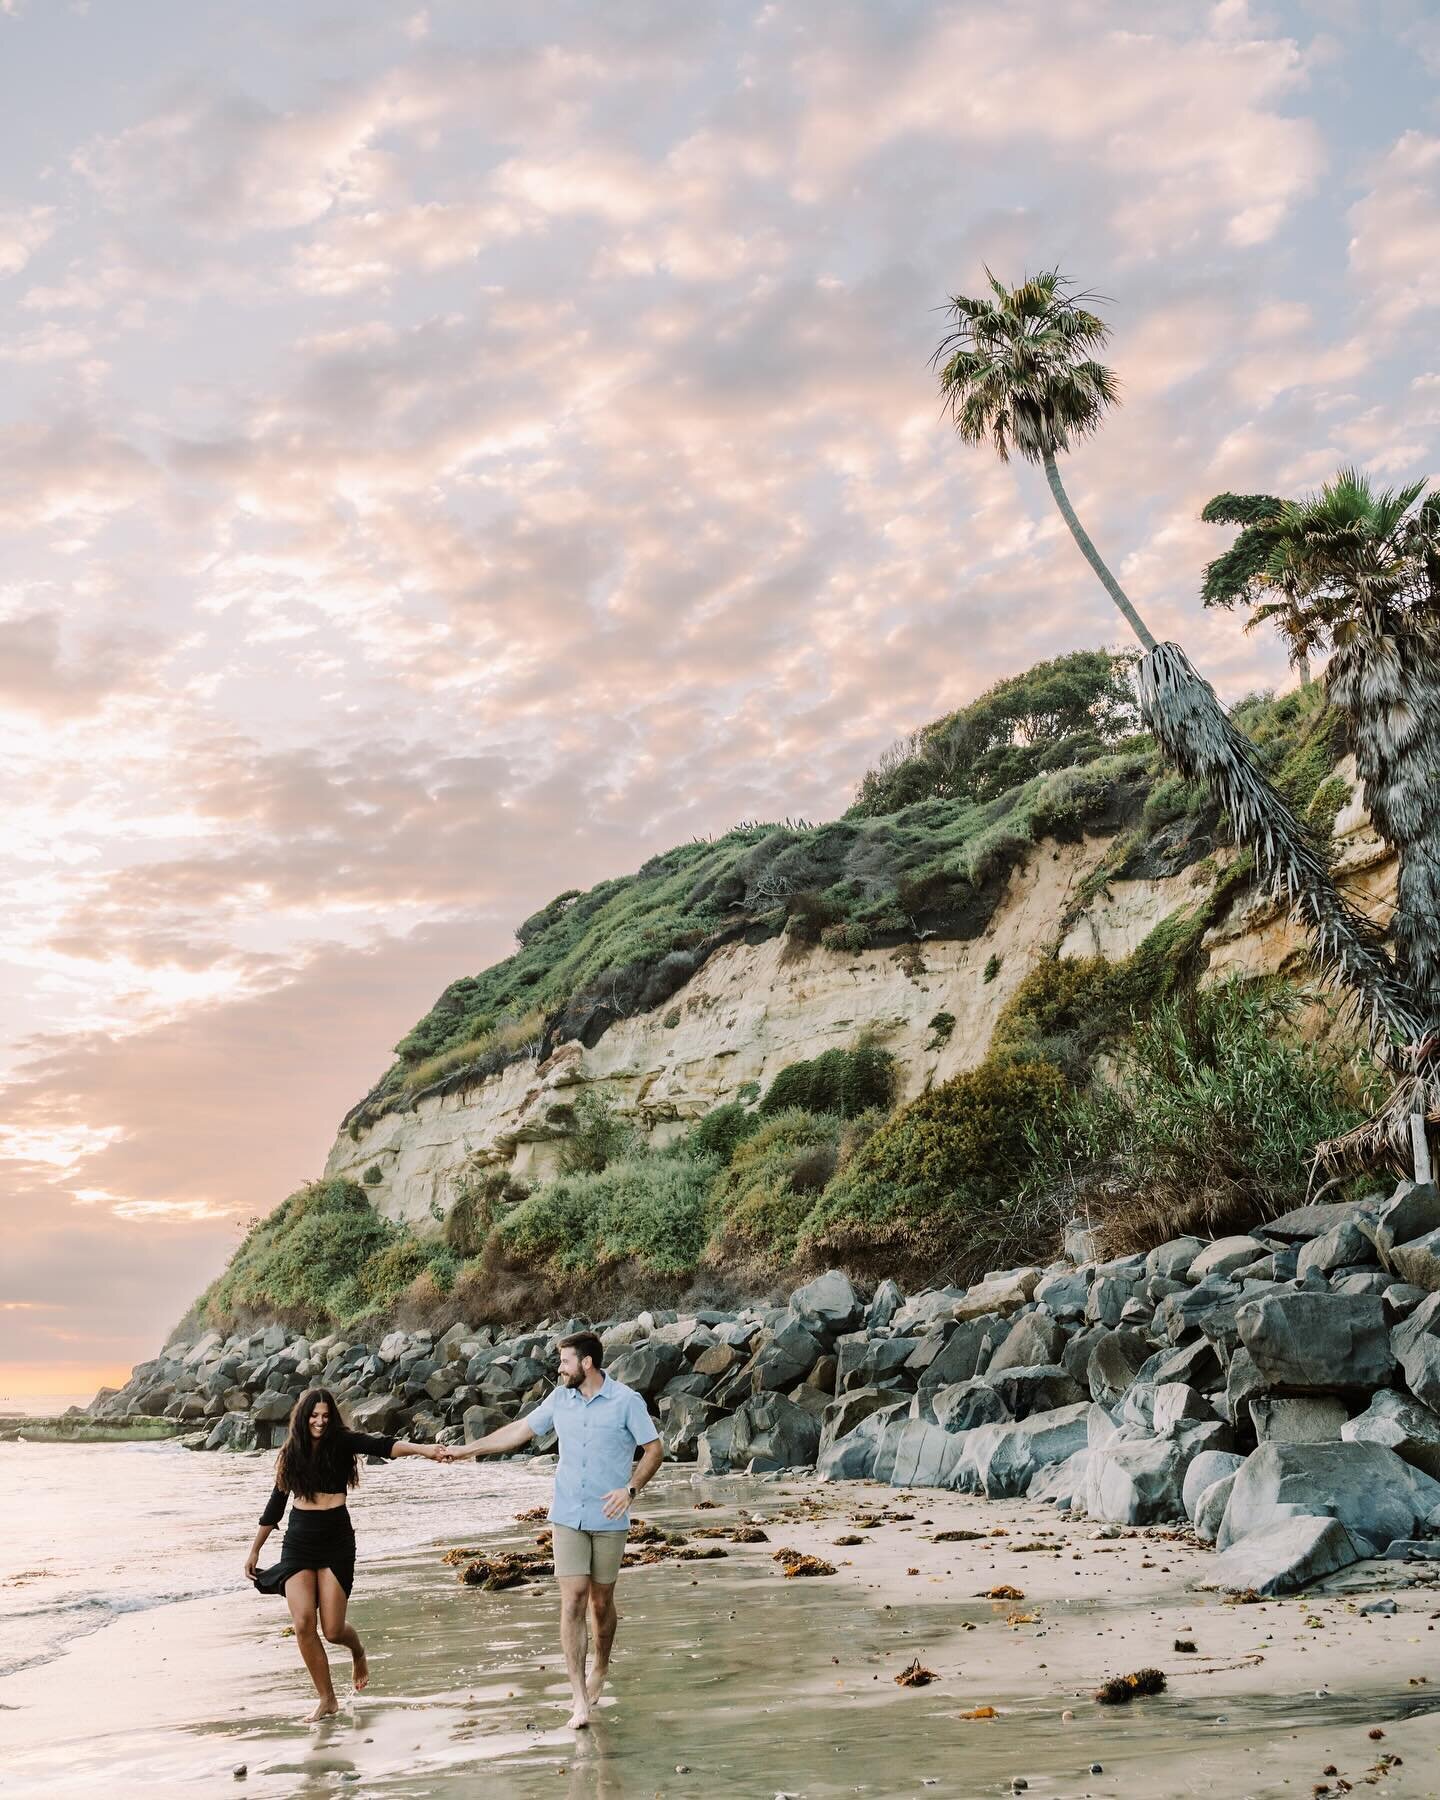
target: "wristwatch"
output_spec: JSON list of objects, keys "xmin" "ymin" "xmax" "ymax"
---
[{"xmin": 627, "ymin": 1483, "xmax": 637, "ymax": 1499}]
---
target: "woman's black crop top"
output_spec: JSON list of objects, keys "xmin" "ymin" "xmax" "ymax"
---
[{"xmin": 258, "ymin": 1431, "xmax": 397, "ymax": 1527}]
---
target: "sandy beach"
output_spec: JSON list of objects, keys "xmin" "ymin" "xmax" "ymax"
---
[{"xmin": 4, "ymin": 1465, "xmax": 1440, "ymax": 1799}]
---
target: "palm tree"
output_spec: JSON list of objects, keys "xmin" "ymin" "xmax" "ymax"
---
[
  {"xmin": 1199, "ymin": 492, "xmax": 1312, "ymax": 685},
  {"xmin": 1200, "ymin": 470, "xmax": 1440, "ymax": 1168},
  {"xmin": 933, "ymin": 273, "xmax": 1428, "ymax": 1141}
]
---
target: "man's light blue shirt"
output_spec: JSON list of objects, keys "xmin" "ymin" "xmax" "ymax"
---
[{"xmin": 525, "ymin": 1373, "xmax": 659, "ymax": 1532}]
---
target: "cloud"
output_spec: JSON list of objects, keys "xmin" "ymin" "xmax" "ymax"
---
[
  {"xmin": 0, "ymin": 609, "xmax": 157, "ymax": 718},
  {"xmin": 1348, "ymin": 131, "xmax": 1440, "ymax": 321},
  {"xmin": 0, "ymin": 204, "xmax": 55, "ymax": 277}
]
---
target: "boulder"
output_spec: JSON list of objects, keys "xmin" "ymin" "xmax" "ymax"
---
[
  {"xmin": 750, "ymin": 1321, "xmax": 824, "ymax": 1391},
  {"xmin": 1188, "ymin": 1237, "xmax": 1266, "ymax": 1283},
  {"xmin": 1086, "ymin": 1329, "xmax": 1151, "ymax": 1407},
  {"xmin": 204, "ymin": 1411, "xmax": 256, "ymax": 1451},
  {"xmin": 820, "ymin": 1385, "xmax": 897, "ymax": 1449},
  {"xmin": 1390, "ymin": 1291, "xmax": 1440, "ymax": 1409},
  {"xmin": 789, "ymin": 1269, "xmax": 862, "ymax": 1339},
  {"xmin": 926, "ymin": 1378, "xmax": 1012, "ymax": 1435},
  {"xmin": 914, "ymin": 1316, "xmax": 1002, "ymax": 1393},
  {"xmin": 1152, "ymin": 1383, "xmax": 1214, "ymax": 1434},
  {"xmin": 1147, "ymin": 1338, "xmax": 1222, "ymax": 1393},
  {"xmin": 816, "ymin": 1403, "xmax": 907, "ymax": 1481},
  {"xmin": 1193, "ymin": 1473, "xmax": 1237, "ymax": 1543},
  {"xmin": 1146, "ymin": 1236, "xmax": 1205, "ymax": 1280},
  {"xmin": 1084, "ymin": 1273, "xmax": 1140, "ymax": 1327},
  {"xmin": 1262, "ymin": 1199, "xmax": 1377, "ymax": 1245},
  {"xmin": 349, "ymin": 1393, "xmax": 405, "ymax": 1435},
  {"xmin": 1086, "ymin": 1434, "xmax": 1196, "ymax": 1524},
  {"xmin": 866, "ymin": 1277, "xmax": 903, "ymax": 1330},
  {"xmin": 1063, "ymin": 1218, "xmax": 1102, "ymax": 1263},
  {"xmin": 607, "ymin": 1340, "xmax": 685, "ymax": 1399},
  {"xmin": 1236, "ymin": 1292, "xmax": 1395, "ymax": 1393},
  {"xmin": 842, "ymin": 1334, "xmax": 920, "ymax": 1392},
  {"xmin": 956, "ymin": 1402, "xmax": 1091, "ymax": 1498},
  {"xmin": 696, "ymin": 1414, "xmax": 738, "ymax": 1475},
  {"xmin": 886, "ymin": 1419, "xmax": 967, "ymax": 1488},
  {"xmin": 1033, "ymin": 1266, "xmax": 1092, "ymax": 1321},
  {"xmin": 692, "ymin": 1342, "xmax": 742, "ymax": 1380},
  {"xmin": 1217, "ymin": 1440, "xmax": 1440, "ymax": 1553},
  {"xmin": 1387, "ymin": 1227, "xmax": 1440, "ymax": 1294},
  {"xmin": 659, "ymin": 1394, "xmax": 724, "ymax": 1461},
  {"xmin": 251, "ymin": 1389, "xmax": 300, "ymax": 1425},
  {"xmin": 1374, "ymin": 1181, "xmax": 1440, "ymax": 1273},
  {"xmin": 1296, "ymin": 1220, "xmax": 1378, "ymax": 1281},
  {"xmin": 986, "ymin": 1311, "xmax": 1066, "ymax": 1373},
  {"xmin": 1197, "ymin": 1514, "xmax": 1364, "ymax": 1596},
  {"xmin": 1250, "ymin": 1395, "xmax": 1347, "ymax": 1446},
  {"xmin": 1183, "ymin": 1449, "xmax": 1245, "ymax": 1521},
  {"xmin": 1342, "ymin": 1389, "xmax": 1440, "ymax": 1479},
  {"xmin": 953, "ymin": 1268, "xmax": 1039, "ymax": 1321},
  {"xmin": 985, "ymin": 1364, "xmax": 1086, "ymax": 1420},
  {"xmin": 732, "ymin": 1392, "xmax": 822, "ymax": 1472},
  {"xmin": 461, "ymin": 1405, "xmax": 509, "ymax": 1443},
  {"xmin": 1027, "ymin": 1447, "xmax": 1092, "ymax": 1507}
]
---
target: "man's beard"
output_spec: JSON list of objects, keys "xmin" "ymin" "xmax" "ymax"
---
[{"xmin": 560, "ymin": 1369, "xmax": 582, "ymax": 1387}]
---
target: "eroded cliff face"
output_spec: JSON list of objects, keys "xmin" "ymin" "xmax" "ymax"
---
[{"xmin": 324, "ymin": 762, "xmax": 1395, "ymax": 1235}]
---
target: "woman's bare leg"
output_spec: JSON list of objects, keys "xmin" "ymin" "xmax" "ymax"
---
[
  {"xmin": 284, "ymin": 1571, "xmax": 338, "ymax": 1719},
  {"xmin": 317, "ymin": 1569, "xmax": 367, "ymax": 1692}
]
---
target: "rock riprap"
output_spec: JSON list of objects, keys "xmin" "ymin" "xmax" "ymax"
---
[{"xmin": 93, "ymin": 1178, "xmax": 1440, "ymax": 1592}]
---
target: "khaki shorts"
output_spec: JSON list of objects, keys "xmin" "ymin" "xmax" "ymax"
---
[{"xmin": 552, "ymin": 1524, "xmax": 627, "ymax": 1584}]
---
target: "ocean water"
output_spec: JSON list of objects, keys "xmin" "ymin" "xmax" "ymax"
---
[{"xmin": 0, "ymin": 1433, "xmax": 549, "ymax": 1687}]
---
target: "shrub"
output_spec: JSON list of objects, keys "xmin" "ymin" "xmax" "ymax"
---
[
  {"xmin": 927, "ymin": 1010, "xmax": 958, "ymax": 1045},
  {"xmin": 799, "ymin": 1060, "xmax": 1067, "ymax": 1271},
  {"xmin": 1022, "ymin": 980, "xmax": 1381, "ymax": 1252},
  {"xmin": 494, "ymin": 1175, "xmax": 601, "ymax": 1272},
  {"xmin": 556, "ymin": 1090, "xmax": 637, "ymax": 1176},
  {"xmin": 759, "ymin": 1045, "xmax": 897, "ymax": 1119},
  {"xmin": 341, "ymin": 1238, "xmax": 458, "ymax": 1318},
  {"xmin": 820, "ymin": 920, "xmax": 871, "ymax": 953},
  {"xmin": 444, "ymin": 1167, "xmax": 529, "ymax": 1257},
  {"xmin": 593, "ymin": 1153, "xmax": 720, "ymax": 1274},
  {"xmin": 982, "ymin": 954, "xmax": 1001, "ymax": 984},
  {"xmin": 683, "ymin": 1101, "xmax": 762, "ymax": 1163},
  {"xmin": 362, "ymin": 1164, "xmax": 383, "ymax": 1185},
  {"xmin": 200, "ymin": 1180, "xmax": 398, "ymax": 1327},
  {"xmin": 711, "ymin": 1109, "xmax": 844, "ymax": 1257}
]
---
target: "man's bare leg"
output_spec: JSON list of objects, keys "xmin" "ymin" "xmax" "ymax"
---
[
  {"xmin": 558, "ymin": 1575, "xmax": 593, "ymax": 1727},
  {"xmin": 585, "ymin": 1582, "xmax": 617, "ymax": 1704}
]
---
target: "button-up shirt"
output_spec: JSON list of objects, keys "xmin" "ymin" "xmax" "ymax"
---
[{"xmin": 525, "ymin": 1374, "xmax": 659, "ymax": 1533}]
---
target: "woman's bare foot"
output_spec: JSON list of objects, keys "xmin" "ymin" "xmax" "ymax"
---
[
  {"xmin": 585, "ymin": 1663, "xmax": 608, "ymax": 1705},
  {"xmin": 565, "ymin": 1701, "xmax": 591, "ymax": 1729},
  {"xmin": 308, "ymin": 1696, "xmax": 340, "ymax": 1722},
  {"xmin": 352, "ymin": 1641, "xmax": 369, "ymax": 1693}
]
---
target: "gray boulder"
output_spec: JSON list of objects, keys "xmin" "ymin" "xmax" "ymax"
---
[
  {"xmin": 886, "ymin": 1419, "xmax": 967, "ymax": 1488},
  {"xmin": 1342, "ymin": 1389, "xmax": 1440, "ymax": 1479},
  {"xmin": 986, "ymin": 1311, "xmax": 1066, "ymax": 1373},
  {"xmin": 1188, "ymin": 1236, "xmax": 1266, "ymax": 1282},
  {"xmin": 1086, "ymin": 1329, "xmax": 1150, "ymax": 1407},
  {"xmin": 732, "ymin": 1392, "xmax": 821, "ymax": 1472},
  {"xmin": 985, "ymin": 1363, "xmax": 1085, "ymax": 1420},
  {"xmin": 461, "ymin": 1404, "xmax": 509, "ymax": 1443},
  {"xmin": 1296, "ymin": 1220, "xmax": 1378, "ymax": 1281},
  {"xmin": 1217, "ymin": 1440, "xmax": 1440, "ymax": 1553},
  {"xmin": 1250, "ymin": 1395, "xmax": 1347, "ymax": 1445},
  {"xmin": 1262, "ymin": 1199, "xmax": 1376, "ymax": 1245},
  {"xmin": 1391, "ymin": 1291, "xmax": 1440, "ymax": 1409},
  {"xmin": 605, "ymin": 1340, "xmax": 685, "ymax": 1398},
  {"xmin": 1387, "ymin": 1228, "xmax": 1440, "ymax": 1294},
  {"xmin": 816, "ymin": 1402, "xmax": 907, "ymax": 1481},
  {"xmin": 1194, "ymin": 1473, "xmax": 1238, "ymax": 1543},
  {"xmin": 821, "ymin": 1385, "xmax": 897, "ymax": 1449},
  {"xmin": 1027, "ymin": 1447, "xmax": 1091, "ymax": 1507},
  {"xmin": 954, "ymin": 1267, "xmax": 1040, "ymax": 1320},
  {"xmin": 696, "ymin": 1414, "xmax": 738, "ymax": 1475},
  {"xmin": 1374, "ymin": 1180, "xmax": 1440, "ymax": 1273},
  {"xmin": 927, "ymin": 1379, "xmax": 1012, "ymax": 1435},
  {"xmin": 204, "ymin": 1411, "xmax": 256, "ymax": 1451},
  {"xmin": 790, "ymin": 1269, "xmax": 862, "ymax": 1338},
  {"xmin": 1147, "ymin": 1236, "xmax": 1205, "ymax": 1280},
  {"xmin": 1198, "ymin": 1514, "xmax": 1364, "ymax": 1596},
  {"xmin": 251, "ymin": 1389, "xmax": 300, "ymax": 1425},
  {"xmin": 659, "ymin": 1394, "xmax": 724, "ymax": 1461},
  {"xmin": 751, "ymin": 1321, "xmax": 824, "ymax": 1392},
  {"xmin": 1033, "ymin": 1266, "xmax": 1092, "ymax": 1320},
  {"xmin": 349, "ymin": 1393, "xmax": 405, "ymax": 1435},
  {"xmin": 1152, "ymin": 1383, "xmax": 1214, "ymax": 1433},
  {"xmin": 1236, "ymin": 1292, "xmax": 1395, "ymax": 1393},
  {"xmin": 956, "ymin": 1402, "xmax": 1091, "ymax": 1498},
  {"xmin": 914, "ymin": 1316, "xmax": 1002, "ymax": 1393},
  {"xmin": 1183, "ymin": 1449, "xmax": 1245, "ymax": 1521},
  {"xmin": 866, "ymin": 1277, "xmax": 903, "ymax": 1330},
  {"xmin": 1086, "ymin": 1433, "xmax": 1202, "ymax": 1524}
]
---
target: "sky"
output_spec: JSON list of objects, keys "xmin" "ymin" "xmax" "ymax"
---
[{"xmin": 2, "ymin": 0, "xmax": 1438, "ymax": 1395}]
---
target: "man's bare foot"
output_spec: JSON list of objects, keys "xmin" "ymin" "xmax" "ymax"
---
[
  {"xmin": 352, "ymin": 1642, "xmax": 369, "ymax": 1692},
  {"xmin": 565, "ymin": 1702, "xmax": 590, "ymax": 1729},
  {"xmin": 308, "ymin": 1696, "xmax": 340, "ymax": 1722},
  {"xmin": 585, "ymin": 1663, "xmax": 608, "ymax": 1705}
]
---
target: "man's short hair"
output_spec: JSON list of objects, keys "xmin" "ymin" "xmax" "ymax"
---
[{"xmin": 559, "ymin": 1331, "xmax": 604, "ymax": 1371}]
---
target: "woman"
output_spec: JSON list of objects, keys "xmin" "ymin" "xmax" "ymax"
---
[{"xmin": 244, "ymin": 1388, "xmax": 443, "ymax": 1718}]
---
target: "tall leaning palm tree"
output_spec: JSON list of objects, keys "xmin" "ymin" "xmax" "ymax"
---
[{"xmin": 932, "ymin": 272, "xmax": 1427, "ymax": 1108}]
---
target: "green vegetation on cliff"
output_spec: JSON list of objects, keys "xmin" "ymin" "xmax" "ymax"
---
[{"xmin": 192, "ymin": 654, "xmax": 1368, "ymax": 1333}]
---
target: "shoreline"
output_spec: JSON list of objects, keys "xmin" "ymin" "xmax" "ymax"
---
[{"xmin": 5, "ymin": 1467, "xmax": 1440, "ymax": 1797}]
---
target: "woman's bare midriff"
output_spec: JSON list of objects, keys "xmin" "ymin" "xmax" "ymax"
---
[{"xmin": 291, "ymin": 1494, "xmax": 349, "ymax": 1511}]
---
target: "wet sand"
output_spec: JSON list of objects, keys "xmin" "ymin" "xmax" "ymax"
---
[{"xmin": 4, "ymin": 1470, "xmax": 1440, "ymax": 1798}]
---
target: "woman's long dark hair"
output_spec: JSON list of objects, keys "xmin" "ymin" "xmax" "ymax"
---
[{"xmin": 275, "ymin": 1389, "xmax": 359, "ymax": 1501}]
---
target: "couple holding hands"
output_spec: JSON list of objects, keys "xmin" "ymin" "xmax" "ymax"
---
[{"xmin": 245, "ymin": 1331, "xmax": 663, "ymax": 1727}]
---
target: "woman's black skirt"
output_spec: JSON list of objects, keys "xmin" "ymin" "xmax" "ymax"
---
[{"xmin": 253, "ymin": 1505, "xmax": 357, "ymax": 1599}]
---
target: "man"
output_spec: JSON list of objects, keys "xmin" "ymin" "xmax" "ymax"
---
[{"xmin": 444, "ymin": 1330, "xmax": 662, "ymax": 1728}]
